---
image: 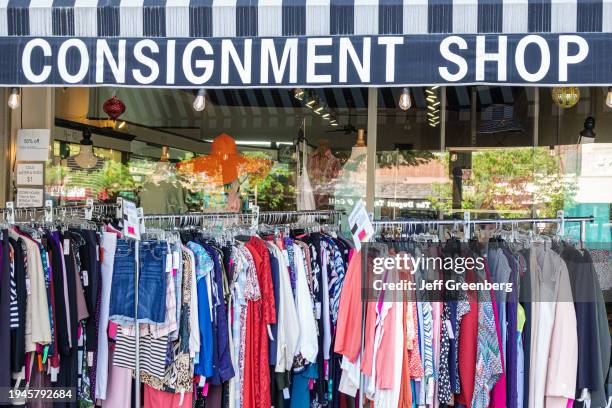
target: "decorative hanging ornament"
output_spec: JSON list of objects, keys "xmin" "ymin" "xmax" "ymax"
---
[
  {"xmin": 551, "ymin": 87, "xmax": 580, "ymax": 109},
  {"xmin": 103, "ymin": 96, "xmax": 126, "ymax": 120}
]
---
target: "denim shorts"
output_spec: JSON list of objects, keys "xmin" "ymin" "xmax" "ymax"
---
[{"xmin": 109, "ymin": 239, "xmax": 168, "ymax": 325}]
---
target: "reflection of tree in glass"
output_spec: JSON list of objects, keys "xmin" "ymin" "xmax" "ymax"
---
[
  {"xmin": 99, "ymin": 161, "xmax": 136, "ymax": 196},
  {"xmin": 45, "ymin": 161, "xmax": 136, "ymax": 201},
  {"xmin": 429, "ymin": 148, "xmax": 577, "ymax": 218},
  {"xmin": 241, "ymin": 151, "xmax": 296, "ymax": 211}
]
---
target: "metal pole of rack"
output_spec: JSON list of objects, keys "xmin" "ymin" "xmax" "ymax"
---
[
  {"xmin": 134, "ymin": 239, "xmax": 140, "ymax": 408},
  {"xmin": 372, "ymin": 215, "xmax": 594, "ymax": 227}
]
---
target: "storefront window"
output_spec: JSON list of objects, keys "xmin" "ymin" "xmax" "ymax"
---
[
  {"xmin": 44, "ymin": 84, "xmax": 612, "ymax": 245},
  {"xmin": 371, "ymin": 85, "xmax": 611, "ymax": 248},
  {"xmin": 51, "ymin": 87, "xmax": 372, "ymax": 215}
]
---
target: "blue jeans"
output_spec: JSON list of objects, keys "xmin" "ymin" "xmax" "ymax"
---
[{"xmin": 109, "ymin": 239, "xmax": 167, "ymax": 325}]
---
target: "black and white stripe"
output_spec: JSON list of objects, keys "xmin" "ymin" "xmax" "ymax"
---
[
  {"xmin": 2, "ymin": 0, "xmax": 611, "ymax": 37},
  {"xmin": 113, "ymin": 331, "xmax": 169, "ymax": 379},
  {"xmin": 9, "ymin": 256, "xmax": 18, "ymax": 328}
]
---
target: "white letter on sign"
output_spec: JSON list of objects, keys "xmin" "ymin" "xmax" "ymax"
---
[
  {"xmin": 260, "ymin": 38, "xmax": 298, "ymax": 84},
  {"xmin": 306, "ymin": 38, "xmax": 332, "ymax": 84},
  {"xmin": 476, "ymin": 35, "xmax": 507, "ymax": 81},
  {"xmin": 439, "ymin": 36, "xmax": 468, "ymax": 82},
  {"xmin": 183, "ymin": 39, "xmax": 214, "ymax": 85},
  {"xmin": 339, "ymin": 37, "xmax": 371, "ymax": 83},
  {"xmin": 22, "ymin": 39, "xmax": 52, "ymax": 83},
  {"xmin": 58, "ymin": 39, "xmax": 89, "ymax": 84},
  {"xmin": 221, "ymin": 39, "xmax": 252, "ymax": 84},
  {"xmin": 133, "ymin": 40, "xmax": 160, "ymax": 85},
  {"xmin": 559, "ymin": 35, "xmax": 588, "ymax": 82},
  {"xmin": 515, "ymin": 35, "xmax": 550, "ymax": 82}
]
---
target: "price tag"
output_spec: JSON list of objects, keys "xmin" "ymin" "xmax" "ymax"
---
[
  {"xmin": 315, "ymin": 302, "xmax": 322, "ymax": 320},
  {"xmin": 5, "ymin": 202, "xmax": 14, "ymax": 224},
  {"xmin": 116, "ymin": 197, "xmax": 123, "ymax": 220},
  {"xmin": 85, "ymin": 198, "xmax": 94, "ymax": 221},
  {"xmin": 173, "ymin": 252, "xmax": 180, "ymax": 270},
  {"xmin": 82, "ymin": 270, "xmax": 89, "ymax": 287},
  {"xmin": 25, "ymin": 278, "xmax": 31, "ymax": 295},
  {"xmin": 138, "ymin": 207, "xmax": 146, "ymax": 234},
  {"xmin": 250, "ymin": 204, "xmax": 260, "ymax": 231},
  {"xmin": 283, "ymin": 388, "xmax": 290, "ymax": 399},
  {"xmin": 166, "ymin": 254, "xmax": 172, "ymax": 273},
  {"xmin": 63, "ymin": 239, "xmax": 70, "ymax": 255},
  {"xmin": 44, "ymin": 200, "xmax": 53, "ymax": 222}
]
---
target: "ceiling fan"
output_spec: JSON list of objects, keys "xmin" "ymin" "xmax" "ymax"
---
[{"xmin": 325, "ymin": 112, "xmax": 362, "ymax": 135}]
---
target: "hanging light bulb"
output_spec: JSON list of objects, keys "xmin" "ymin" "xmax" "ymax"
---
[
  {"xmin": 193, "ymin": 89, "xmax": 206, "ymax": 112},
  {"xmin": 606, "ymin": 87, "xmax": 612, "ymax": 108},
  {"xmin": 398, "ymin": 88, "xmax": 411, "ymax": 111},
  {"xmin": 294, "ymin": 88, "xmax": 305, "ymax": 101},
  {"xmin": 7, "ymin": 88, "xmax": 20, "ymax": 110}
]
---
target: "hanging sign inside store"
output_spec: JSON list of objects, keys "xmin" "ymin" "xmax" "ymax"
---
[
  {"xmin": 0, "ymin": 34, "xmax": 609, "ymax": 87},
  {"xmin": 348, "ymin": 200, "xmax": 374, "ymax": 251},
  {"xmin": 16, "ymin": 187, "xmax": 44, "ymax": 208},
  {"xmin": 15, "ymin": 162, "xmax": 44, "ymax": 186},
  {"xmin": 15, "ymin": 129, "xmax": 50, "ymax": 162},
  {"xmin": 121, "ymin": 199, "xmax": 141, "ymax": 240}
]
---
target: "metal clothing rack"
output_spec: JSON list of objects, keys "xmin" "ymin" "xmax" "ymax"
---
[
  {"xmin": 1, "ymin": 199, "xmax": 117, "ymax": 224},
  {"xmin": 372, "ymin": 211, "xmax": 595, "ymax": 243},
  {"xmin": 358, "ymin": 211, "xmax": 595, "ymax": 408},
  {"xmin": 134, "ymin": 207, "xmax": 344, "ymax": 406},
  {"xmin": 142, "ymin": 209, "xmax": 345, "ymax": 229}
]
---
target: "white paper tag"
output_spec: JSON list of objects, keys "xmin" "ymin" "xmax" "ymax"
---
[
  {"xmin": 166, "ymin": 254, "xmax": 172, "ymax": 273},
  {"xmin": 82, "ymin": 270, "xmax": 89, "ymax": 287},
  {"xmin": 283, "ymin": 388, "xmax": 290, "ymax": 400},
  {"xmin": 96, "ymin": 245, "xmax": 99, "ymax": 261},
  {"xmin": 50, "ymin": 367, "xmax": 58, "ymax": 383},
  {"xmin": 445, "ymin": 319, "xmax": 454, "ymax": 339},
  {"xmin": 315, "ymin": 302, "xmax": 322, "ymax": 320},
  {"xmin": 63, "ymin": 239, "xmax": 70, "ymax": 255},
  {"xmin": 173, "ymin": 251, "xmax": 180, "ymax": 270},
  {"xmin": 198, "ymin": 376, "xmax": 206, "ymax": 387},
  {"xmin": 25, "ymin": 278, "xmax": 31, "ymax": 295},
  {"xmin": 87, "ymin": 352, "xmax": 94, "ymax": 367}
]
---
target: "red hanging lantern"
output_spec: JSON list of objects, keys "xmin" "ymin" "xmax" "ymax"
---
[{"xmin": 103, "ymin": 96, "xmax": 126, "ymax": 120}]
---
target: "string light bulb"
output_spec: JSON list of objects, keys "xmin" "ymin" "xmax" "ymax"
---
[
  {"xmin": 294, "ymin": 88, "xmax": 305, "ymax": 101},
  {"xmin": 398, "ymin": 88, "xmax": 411, "ymax": 111},
  {"xmin": 7, "ymin": 88, "xmax": 20, "ymax": 110},
  {"xmin": 606, "ymin": 87, "xmax": 612, "ymax": 108},
  {"xmin": 193, "ymin": 89, "xmax": 207, "ymax": 112}
]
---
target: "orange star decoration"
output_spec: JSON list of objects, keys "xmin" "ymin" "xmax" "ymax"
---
[{"xmin": 177, "ymin": 133, "xmax": 273, "ymax": 187}]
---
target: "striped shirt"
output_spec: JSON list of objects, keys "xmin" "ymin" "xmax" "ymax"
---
[
  {"xmin": 113, "ymin": 330, "xmax": 169, "ymax": 379},
  {"xmin": 9, "ymin": 244, "xmax": 17, "ymax": 328}
]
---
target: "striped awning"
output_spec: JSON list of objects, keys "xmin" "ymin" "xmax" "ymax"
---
[{"xmin": 2, "ymin": 0, "xmax": 611, "ymax": 38}]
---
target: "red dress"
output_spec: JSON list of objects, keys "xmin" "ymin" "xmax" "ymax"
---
[
  {"xmin": 457, "ymin": 270, "xmax": 479, "ymax": 407},
  {"xmin": 243, "ymin": 237, "xmax": 276, "ymax": 408}
]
